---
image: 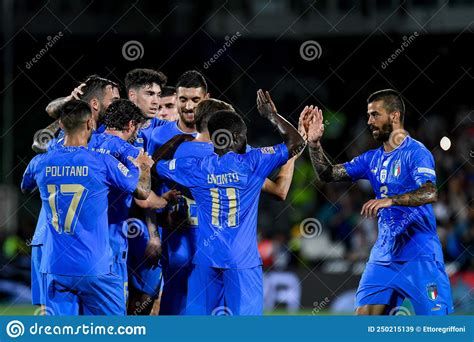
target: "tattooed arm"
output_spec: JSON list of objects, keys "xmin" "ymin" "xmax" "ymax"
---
[
  {"xmin": 308, "ymin": 144, "xmax": 351, "ymax": 182},
  {"xmin": 256, "ymin": 90, "xmax": 306, "ymax": 157},
  {"xmin": 128, "ymin": 152, "xmax": 153, "ymax": 200},
  {"xmin": 360, "ymin": 182, "xmax": 438, "ymax": 217},
  {"xmin": 300, "ymin": 105, "xmax": 351, "ymax": 182},
  {"xmin": 390, "ymin": 181, "xmax": 438, "ymax": 206},
  {"xmin": 31, "ymin": 119, "xmax": 62, "ymax": 154},
  {"xmin": 45, "ymin": 83, "xmax": 86, "ymax": 118}
]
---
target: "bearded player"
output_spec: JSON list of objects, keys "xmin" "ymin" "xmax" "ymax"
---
[{"xmin": 302, "ymin": 89, "xmax": 454, "ymax": 315}]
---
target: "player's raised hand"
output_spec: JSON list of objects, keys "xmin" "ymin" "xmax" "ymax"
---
[
  {"xmin": 298, "ymin": 105, "xmax": 312, "ymax": 141},
  {"xmin": 65, "ymin": 83, "xmax": 86, "ymax": 101},
  {"xmin": 307, "ymin": 106, "xmax": 325, "ymax": 147},
  {"xmin": 256, "ymin": 89, "xmax": 277, "ymax": 119},
  {"xmin": 162, "ymin": 189, "xmax": 181, "ymax": 206},
  {"xmin": 360, "ymin": 198, "xmax": 393, "ymax": 218},
  {"xmin": 128, "ymin": 150, "xmax": 155, "ymax": 170}
]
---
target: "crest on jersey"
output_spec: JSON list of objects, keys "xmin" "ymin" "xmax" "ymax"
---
[
  {"xmin": 380, "ymin": 169, "xmax": 387, "ymax": 183},
  {"xmin": 427, "ymin": 283, "xmax": 438, "ymax": 301},
  {"xmin": 141, "ymin": 120, "xmax": 151, "ymax": 129},
  {"xmin": 392, "ymin": 160, "xmax": 401, "ymax": 177}
]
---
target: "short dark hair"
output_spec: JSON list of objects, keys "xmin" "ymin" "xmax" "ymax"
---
[
  {"xmin": 58, "ymin": 100, "xmax": 92, "ymax": 133},
  {"xmin": 207, "ymin": 110, "xmax": 246, "ymax": 138},
  {"xmin": 160, "ymin": 86, "xmax": 176, "ymax": 97},
  {"xmin": 125, "ymin": 68, "xmax": 167, "ymax": 92},
  {"xmin": 195, "ymin": 99, "xmax": 234, "ymax": 133},
  {"xmin": 176, "ymin": 70, "xmax": 207, "ymax": 92},
  {"xmin": 103, "ymin": 99, "xmax": 147, "ymax": 131},
  {"xmin": 81, "ymin": 75, "xmax": 119, "ymax": 103},
  {"xmin": 367, "ymin": 89, "xmax": 406, "ymax": 122}
]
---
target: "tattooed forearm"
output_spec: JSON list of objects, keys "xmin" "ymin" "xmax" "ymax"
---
[
  {"xmin": 32, "ymin": 119, "xmax": 62, "ymax": 154},
  {"xmin": 309, "ymin": 145, "xmax": 351, "ymax": 182},
  {"xmin": 45, "ymin": 97, "xmax": 68, "ymax": 119},
  {"xmin": 390, "ymin": 182, "xmax": 438, "ymax": 206},
  {"xmin": 134, "ymin": 165, "xmax": 152, "ymax": 200},
  {"xmin": 45, "ymin": 119, "xmax": 61, "ymax": 134}
]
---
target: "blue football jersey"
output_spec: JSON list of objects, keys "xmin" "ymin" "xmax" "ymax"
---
[
  {"xmin": 156, "ymin": 143, "xmax": 289, "ymax": 269},
  {"xmin": 89, "ymin": 133, "xmax": 141, "ymax": 257},
  {"xmin": 21, "ymin": 145, "xmax": 138, "ymax": 276},
  {"xmin": 30, "ymin": 206, "xmax": 48, "ymax": 246},
  {"xmin": 148, "ymin": 121, "xmax": 197, "ymax": 219},
  {"xmin": 343, "ymin": 136, "xmax": 443, "ymax": 263},
  {"xmin": 134, "ymin": 117, "xmax": 167, "ymax": 152}
]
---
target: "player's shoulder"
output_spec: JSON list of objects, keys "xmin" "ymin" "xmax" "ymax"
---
[
  {"xmin": 406, "ymin": 136, "xmax": 430, "ymax": 152},
  {"xmin": 176, "ymin": 141, "xmax": 213, "ymax": 158},
  {"xmin": 404, "ymin": 136, "xmax": 434, "ymax": 160},
  {"xmin": 29, "ymin": 151, "xmax": 50, "ymax": 168},
  {"xmin": 150, "ymin": 120, "xmax": 174, "ymax": 139},
  {"xmin": 152, "ymin": 117, "xmax": 168, "ymax": 128}
]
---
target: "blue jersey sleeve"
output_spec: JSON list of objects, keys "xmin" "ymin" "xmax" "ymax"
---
[
  {"xmin": 246, "ymin": 143, "xmax": 289, "ymax": 178},
  {"xmin": 102, "ymin": 154, "xmax": 139, "ymax": 194},
  {"xmin": 409, "ymin": 146, "xmax": 436, "ymax": 186},
  {"xmin": 343, "ymin": 150, "xmax": 372, "ymax": 181},
  {"xmin": 156, "ymin": 158, "xmax": 197, "ymax": 188},
  {"xmin": 113, "ymin": 141, "xmax": 140, "ymax": 170},
  {"xmin": 21, "ymin": 156, "xmax": 39, "ymax": 191}
]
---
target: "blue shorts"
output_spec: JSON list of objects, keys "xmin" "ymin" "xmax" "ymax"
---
[
  {"xmin": 186, "ymin": 265, "xmax": 263, "ymax": 316},
  {"xmin": 45, "ymin": 272, "xmax": 126, "ymax": 315},
  {"xmin": 159, "ymin": 266, "xmax": 192, "ymax": 315},
  {"xmin": 31, "ymin": 245, "xmax": 45, "ymax": 305},
  {"xmin": 127, "ymin": 218, "xmax": 162, "ymax": 297},
  {"xmin": 356, "ymin": 261, "xmax": 454, "ymax": 315},
  {"xmin": 159, "ymin": 227, "xmax": 197, "ymax": 315}
]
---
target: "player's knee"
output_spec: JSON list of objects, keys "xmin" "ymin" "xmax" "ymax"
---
[{"xmin": 355, "ymin": 306, "xmax": 370, "ymax": 315}]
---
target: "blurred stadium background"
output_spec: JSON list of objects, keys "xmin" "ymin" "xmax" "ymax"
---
[{"xmin": 0, "ymin": 0, "xmax": 472, "ymax": 315}]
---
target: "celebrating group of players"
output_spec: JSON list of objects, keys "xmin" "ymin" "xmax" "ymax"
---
[{"xmin": 21, "ymin": 67, "xmax": 454, "ymax": 316}]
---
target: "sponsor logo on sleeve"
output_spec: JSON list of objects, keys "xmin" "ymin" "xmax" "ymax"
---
[
  {"xmin": 417, "ymin": 167, "xmax": 436, "ymax": 176},
  {"xmin": 169, "ymin": 159, "xmax": 176, "ymax": 170},
  {"xmin": 260, "ymin": 146, "xmax": 276, "ymax": 154},
  {"xmin": 118, "ymin": 162, "xmax": 130, "ymax": 176}
]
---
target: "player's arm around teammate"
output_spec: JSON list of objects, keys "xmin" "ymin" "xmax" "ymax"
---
[{"xmin": 127, "ymin": 150, "xmax": 154, "ymax": 200}]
